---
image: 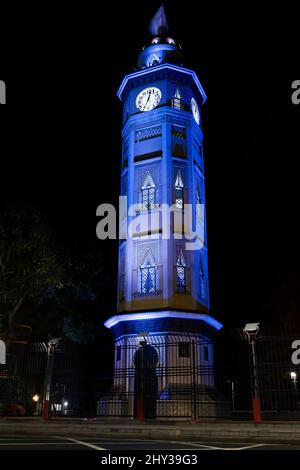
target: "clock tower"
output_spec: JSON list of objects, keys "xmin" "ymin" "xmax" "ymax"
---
[{"xmin": 103, "ymin": 5, "xmax": 223, "ymax": 419}]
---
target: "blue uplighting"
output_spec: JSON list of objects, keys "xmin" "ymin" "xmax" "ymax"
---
[
  {"xmin": 104, "ymin": 311, "xmax": 223, "ymax": 331},
  {"xmin": 117, "ymin": 63, "xmax": 207, "ymax": 104}
]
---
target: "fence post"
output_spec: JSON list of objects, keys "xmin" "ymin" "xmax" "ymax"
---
[
  {"xmin": 137, "ymin": 398, "xmax": 144, "ymax": 422},
  {"xmin": 42, "ymin": 338, "xmax": 61, "ymax": 420},
  {"xmin": 137, "ymin": 343, "xmax": 144, "ymax": 422},
  {"xmin": 42, "ymin": 400, "xmax": 50, "ymax": 420},
  {"xmin": 191, "ymin": 340, "xmax": 197, "ymax": 421},
  {"xmin": 243, "ymin": 324, "xmax": 263, "ymax": 424},
  {"xmin": 250, "ymin": 338, "xmax": 262, "ymax": 423}
]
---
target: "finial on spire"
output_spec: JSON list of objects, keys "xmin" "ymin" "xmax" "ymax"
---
[{"xmin": 149, "ymin": 4, "xmax": 169, "ymax": 36}]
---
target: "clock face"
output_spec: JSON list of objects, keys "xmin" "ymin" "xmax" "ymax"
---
[
  {"xmin": 191, "ymin": 97, "xmax": 200, "ymax": 124},
  {"xmin": 136, "ymin": 87, "xmax": 162, "ymax": 112}
]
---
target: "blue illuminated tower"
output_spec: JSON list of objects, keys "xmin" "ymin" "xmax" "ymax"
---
[{"xmin": 104, "ymin": 6, "xmax": 222, "ymax": 417}]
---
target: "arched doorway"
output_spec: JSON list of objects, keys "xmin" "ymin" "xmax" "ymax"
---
[{"xmin": 134, "ymin": 343, "xmax": 158, "ymax": 420}]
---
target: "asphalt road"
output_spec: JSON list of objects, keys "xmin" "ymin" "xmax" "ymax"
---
[{"xmin": 0, "ymin": 435, "xmax": 300, "ymax": 450}]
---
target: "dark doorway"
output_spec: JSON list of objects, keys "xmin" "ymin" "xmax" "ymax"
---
[{"xmin": 134, "ymin": 343, "xmax": 158, "ymax": 420}]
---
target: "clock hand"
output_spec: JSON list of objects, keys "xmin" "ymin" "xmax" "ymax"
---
[{"xmin": 144, "ymin": 92, "xmax": 151, "ymax": 109}]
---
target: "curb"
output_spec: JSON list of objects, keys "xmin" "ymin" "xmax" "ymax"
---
[{"xmin": 1, "ymin": 422, "xmax": 300, "ymax": 443}]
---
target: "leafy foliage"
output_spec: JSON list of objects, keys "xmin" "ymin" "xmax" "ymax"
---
[
  {"xmin": 0, "ymin": 202, "xmax": 106, "ymax": 344},
  {"xmin": 0, "ymin": 203, "xmax": 65, "ymax": 335}
]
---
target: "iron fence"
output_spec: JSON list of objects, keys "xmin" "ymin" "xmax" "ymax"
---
[
  {"xmin": 1, "ymin": 325, "xmax": 300, "ymax": 420},
  {"xmin": 97, "ymin": 336, "xmax": 231, "ymax": 420},
  {"xmin": 257, "ymin": 332, "xmax": 300, "ymax": 420}
]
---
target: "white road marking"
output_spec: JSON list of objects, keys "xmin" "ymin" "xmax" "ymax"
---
[
  {"xmin": 225, "ymin": 443, "xmax": 272, "ymax": 451},
  {"xmin": 0, "ymin": 436, "xmax": 278, "ymax": 451},
  {"xmin": 153, "ymin": 440, "xmax": 270, "ymax": 451},
  {"xmin": 53, "ymin": 436, "xmax": 106, "ymax": 450},
  {"xmin": 79, "ymin": 437, "xmax": 273, "ymax": 451},
  {"xmin": 0, "ymin": 442, "xmax": 79, "ymax": 446}
]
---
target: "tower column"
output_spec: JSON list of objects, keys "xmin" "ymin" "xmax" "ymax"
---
[{"xmin": 102, "ymin": 6, "xmax": 223, "ymax": 420}]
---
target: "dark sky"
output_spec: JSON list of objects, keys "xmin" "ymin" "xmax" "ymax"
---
[{"xmin": 1, "ymin": 1, "xmax": 299, "ymax": 327}]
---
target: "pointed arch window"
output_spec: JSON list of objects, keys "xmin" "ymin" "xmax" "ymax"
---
[
  {"xmin": 141, "ymin": 171, "xmax": 157, "ymax": 211},
  {"xmin": 119, "ymin": 250, "xmax": 126, "ymax": 301},
  {"xmin": 176, "ymin": 250, "xmax": 186, "ymax": 293},
  {"xmin": 147, "ymin": 54, "xmax": 160, "ymax": 67},
  {"xmin": 175, "ymin": 170, "xmax": 184, "ymax": 209},
  {"xmin": 173, "ymin": 88, "xmax": 182, "ymax": 109},
  {"xmin": 196, "ymin": 183, "xmax": 204, "ymax": 221},
  {"xmin": 199, "ymin": 252, "xmax": 207, "ymax": 300},
  {"xmin": 196, "ymin": 183, "xmax": 202, "ymax": 205},
  {"xmin": 139, "ymin": 249, "xmax": 158, "ymax": 295}
]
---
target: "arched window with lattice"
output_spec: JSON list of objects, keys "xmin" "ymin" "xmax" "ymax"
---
[
  {"xmin": 199, "ymin": 251, "xmax": 207, "ymax": 301},
  {"xmin": 173, "ymin": 88, "xmax": 182, "ymax": 109},
  {"xmin": 138, "ymin": 249, "xmax": 158, "ymax": 295},
  {"xmin": 176, "ymin": 249, "xmax": 186, "ymax": 293},
  {"xmin": 119, "ymin": 248, "xmax": 126, "ymax": 301},
  {"xmin": 175, "ymin": 170, "xmax": 184, "ymax": 209},
  {"xmin": 140, "ymin": 171, "xmax": 157, "ymax": 211},
  {"xmin": 196, "ymin": 181, "xmax": 204, "ymax": 221}
]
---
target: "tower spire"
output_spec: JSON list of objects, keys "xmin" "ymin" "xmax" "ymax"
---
[{"xmin": 149, "ymin": 4, "xmax": 169, "ymax": 36}]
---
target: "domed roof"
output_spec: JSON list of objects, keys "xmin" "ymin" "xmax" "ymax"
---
[
  {"xmin": 137, "ymin": 36, "xmax": 183, "ymax": 70},
  {"xmin": 137, "ymin": 5, "xmax": 184, "ymax": 70}
]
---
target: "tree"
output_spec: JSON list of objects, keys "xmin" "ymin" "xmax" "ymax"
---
[
  {"xmin": 61, "ymin": 250, "xmax": 105, "ymax": 345},
  {"xmin": 0, "ymin": 203, "xmax": 64, "ymax": 337}
]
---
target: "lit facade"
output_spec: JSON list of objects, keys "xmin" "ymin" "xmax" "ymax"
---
[{"xmin": 104, "ymin": 7, "xmax": 222, "ymax": 417}]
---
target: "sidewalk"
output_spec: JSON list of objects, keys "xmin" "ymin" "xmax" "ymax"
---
[{"xmin": 1, "ymin": 418, "xmax": 300, "ymax": 443}]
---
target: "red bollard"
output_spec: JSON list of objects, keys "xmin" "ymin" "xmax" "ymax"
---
[
  {"xmin": 43, "ymin": 400, "xmax": 50, "ymax": 420},
  {"xmin": 137, "ymin": 399, "xmax": 144, "ymax": 421},
  {"xmin": 252, "ymin": 398, "xmax": 262, "ymax": 424}
]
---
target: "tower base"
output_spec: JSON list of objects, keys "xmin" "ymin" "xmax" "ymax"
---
[{"xmin": 98, "ymin": 311, "xmax": 228, "ymax": 419}]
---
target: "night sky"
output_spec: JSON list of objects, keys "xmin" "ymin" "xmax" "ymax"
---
[{"xmin": 1, "ymin": 1, "xmax": 299, "ymax": 328}]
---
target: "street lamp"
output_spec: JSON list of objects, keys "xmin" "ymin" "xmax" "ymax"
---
[
  {"xmin": 32, "ymin": 394, "xmax": 40, "ymax": 415},
  {"xmin": 291, "ymin": 371, "xmax": 297, "ymax": 392},
  {"xmin": 63, "ymin": 400, "xmax": 68, "ymax": 416},
  {"xmin": 244, "ymin": 322, "xmax": 262, "ymax": 423},
  {"xmin": 43, "ymin": 337, "xmax": 62, "ymax": 420}
]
